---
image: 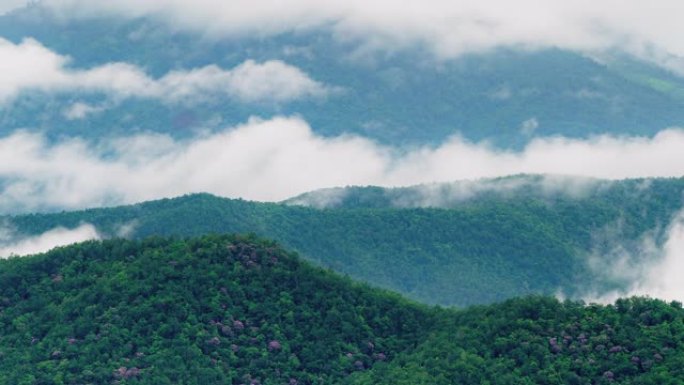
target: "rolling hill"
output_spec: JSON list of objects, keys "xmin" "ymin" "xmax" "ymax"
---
[
  {"xmin": 0, "ymin": 235, "xmax": 682, "ymax": 384},
  {"xmin": 4, "ymin": 175, "xmax": 684, "ymax": 306}
]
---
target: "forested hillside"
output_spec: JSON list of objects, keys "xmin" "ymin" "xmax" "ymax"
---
[
  {"xmin": 349, "ymin": 296, "xmax": 684, "ymax": 385},
  {"xmin": 0, "ymin": 236, "xmax": 682, "ymax": 384},
  {"xmin": 0, "ymin": 235, "xmax": 432, "ymax": 384},
  {"xmin": 4, "ymin": 176, "xmax": 684, "ymax": 306}
]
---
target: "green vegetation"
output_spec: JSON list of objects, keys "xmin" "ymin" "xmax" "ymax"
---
[
  {"xmin": 0, "ymin": 235, "xmax": 683, "ymax": 384},
  {"xmin": 6, "ymin": 177, "xmax": 684, "ymax": 306},
  {"xmin": 349, "ymin": 296, "xmax": 684, "ymax": 385},
  {"xmin": 0, "ymin": 235, "xmax": 432, "ymax": 384}
]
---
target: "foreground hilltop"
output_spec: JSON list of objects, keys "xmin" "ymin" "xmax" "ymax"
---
[
  {"xmin": 0, "ymin": 235, "xmax": 432, "ymax": 384},
  {"xmin": 0, "ymin": 235, "xmax": 682, "ymax": 384}
]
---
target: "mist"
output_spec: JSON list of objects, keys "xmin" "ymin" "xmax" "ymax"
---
[
  {"xmin": 581, "ymin": 207, "xmax": 684, "ymax": 303},
  {"xmin": 0, "ymin": 223, "xmax": 100, "ymax": 258},
  {"xmin": 1, "ymin": 116, "xmax": 684, "ymax": 213}
]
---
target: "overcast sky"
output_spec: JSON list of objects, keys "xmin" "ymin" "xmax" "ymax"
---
[{"xmin": 0, "ymin": 0, "xmax": 671, "ymax": 74}]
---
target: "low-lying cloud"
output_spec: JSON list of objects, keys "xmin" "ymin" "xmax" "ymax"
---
[
  {"xmin": 0, "ymin": 223, "xmax": 100, "ymax": 258},
  {"xmin": 287, "ymin": 175, "xmax": 612, "ymax": 209},
  {"xmin": 1, "ymin": 116, "xmax": 684, "ymax": 213},
  {"xmin": 17, "ymin": 0, "xmax": 684, "ymax": 74},
  {"xmin": 0, "ymin": 38, "xmax": 331, "ymax": 104},
  {"xmin": 584, "ymin": 209, "xmax": 684, "ymax": 303}
]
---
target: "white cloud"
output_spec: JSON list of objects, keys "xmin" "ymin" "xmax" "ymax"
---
[
  {"xmin": 0, "ymin": 223, "xmax": 100, "ymax": 258},
  {"xmin": 520, "ymin": 117, "xmax": 539, "ymax": 136},
  {"xmin": 0, "ymin": 38, "xmax": 331, "ymax": 104},
  {"xmin": 585, "ymin": 209, "xmax": 684, "ymax": 303},
  {"xmin": 37, "ymin": 0, "xmax": 684, "ymax": 74},
  {"xmin": 0, "ymin": 0, "xmax": 27, "ymax": 15},
  {"xmin": 63, "ymin": 102, "xmax": 106, "ymax": 120},
  {"xmin": 288, "ymin": 175, "xmax": 611, "ymax": 209},
  {"xmin": 1, "ymin": 116, "xmax": 684, "ymax": 213}
]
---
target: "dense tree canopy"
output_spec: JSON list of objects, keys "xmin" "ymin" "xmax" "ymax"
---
[
  {"xmin": 0, "ymin": 236, "xmax": 683, "ymax": 384},
  {"xmin": 0, "ymin": 235, "xmax": 432, "ymax": 384}
]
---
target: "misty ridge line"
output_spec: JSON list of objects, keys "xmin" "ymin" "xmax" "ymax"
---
[
  {"xmin": 285, "ymin": 175, "xmax": 622, "ymax": 209},
  {"xmin": 3, "ymin": 203, "xmax": 684, "ymax": 304},
  {"xmin": 2, "ymin": 116, "xmax": 684, "ymax": 213}
]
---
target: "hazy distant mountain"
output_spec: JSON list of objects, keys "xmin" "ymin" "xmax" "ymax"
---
[
  {"xmin": 2, "ymin": 5, "xmax": 684, "ymax": 148},
  {"xmin": 285, "ymin": 174, "xmax": 684, "ymax": 209}
]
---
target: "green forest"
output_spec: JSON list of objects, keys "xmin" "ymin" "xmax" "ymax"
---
[
  {"xmin": 6, "ymin": 176, "xmax": 684, "ymax": 306},
  {"xmin": 0, "ymin": 235, "xmax": 682, "ymax": 384}
]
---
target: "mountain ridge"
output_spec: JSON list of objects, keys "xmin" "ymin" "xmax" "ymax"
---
[{"xmin": 4, "ymin": 175, "xmax": 684, "ymax": 306}]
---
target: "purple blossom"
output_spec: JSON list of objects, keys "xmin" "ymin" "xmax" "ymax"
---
[
  {"xmin": 268, "ymin": 340, "xmax": 282, "ymax": 351},
  {"xmin": 114, "ymin": 367, "xmax": 140, "ymax": 379}
]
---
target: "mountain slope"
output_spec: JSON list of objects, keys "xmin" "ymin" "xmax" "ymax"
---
[
  {"xmin": 0, "ymin": 234, "xmax": 432, "ymax": 384},
  {"xmin": 350, "ymin": 296, "xmax": 684, "ymax": 385},
  {"xmin": 4, "ymin": 176, "xmax": 684, "ymax": 306},
  {"xmin": 1, "ymin": 236, "xmax": 683, "ymax": 384}
]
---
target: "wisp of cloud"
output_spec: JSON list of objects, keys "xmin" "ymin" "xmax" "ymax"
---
[
  {"xmin": 584, "ymin": 208, "xmax": 684, "ymax": 303},
  {"xmin": 0, "ymin": 223, "xmax": 100, "ymax": 258}
]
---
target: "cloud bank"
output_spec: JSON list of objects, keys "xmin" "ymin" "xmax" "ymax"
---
[
  {"xmin": 24, "ymin": 0, "xmax": 684, "ymax": 74},
  {"xmin": 0, "ymin": 38, "xmax": 330, "ymax": 104},
  {"xmin": 1, "ymin": 116, "xmax": 684, "ymax": 213},
  {"xmin": 0, "ymin": 223, "xmax": 100, "ymax": 258}
]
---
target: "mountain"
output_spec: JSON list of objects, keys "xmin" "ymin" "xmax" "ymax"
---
[
  {"xmin": 2, "ymin": 5, "xmax": 684, "ymax": 148},
  {"xmin": 4, "ymin": 175, "xmax": 684, "ymax": 306},
  {"xmin": 0, "ymin": 235, "xmax": 683, "ymax": 384},
  {"xmin": 284, "ymin": 174, "xmax": 684, "ymax": 210},
  {"xmin": 0, "ymin": 234, "xmax": 432, "ymax": 384},
  {"xmin": 348, "ymin": 296, "xmax": 684, "ymax": 385}
]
